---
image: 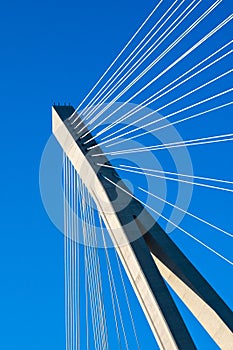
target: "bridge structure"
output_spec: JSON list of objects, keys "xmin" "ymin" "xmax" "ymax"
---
[
  {"xmin": 52, "ymin": 104, "xmax": 233, "ymax": 350},
  {"xmin": 45, "ymin": 2, "xmax": 233, "ymax": 349}
]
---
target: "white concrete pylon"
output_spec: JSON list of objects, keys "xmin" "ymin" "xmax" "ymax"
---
[{"xmin": 52, "ymin": 105, "xmax": 233, "ymax": 350}]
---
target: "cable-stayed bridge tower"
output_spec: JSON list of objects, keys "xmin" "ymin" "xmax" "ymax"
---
[{"xmin": 52, "ymin": 105, "xmax": 233, "ymax": 350}]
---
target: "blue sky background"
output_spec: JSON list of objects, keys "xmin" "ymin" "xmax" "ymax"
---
[{"xmin": 0, "ymin": 0, "xmax": 232, "ymax": 349}]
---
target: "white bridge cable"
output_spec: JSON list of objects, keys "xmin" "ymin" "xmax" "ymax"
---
[
  {"xmin": 85, "ymin": 13, "xmax": 232, "ymax": 144},
  {"xmin": 110, "ymin": 135, "xmax": 233, "ymax": 155},
  {"xmin": 70, "ymin": 166, "xmax": 74, "ymax": 350},
  {"xmin": 98, "ymin": 212, "xmax": 134, "ymax": 350},
  {"xmin": 76, "ymin": 176, "xmax": 90, "ymax": 350},
  {"xmin": 98, "ymin": 88, "xmax": 233, "ymax": 149},
  {"xmin": 68, "ymin": 161, "xmax": 74, "ymax": 350},
  {"xmin": 79, "ymin": 184, "xmax": 97, "ymax": 349},
  {"xmin": 66, "ymin": 162, "xmax": 70, "ymax": 350},
  {"xmin": 69, "ymin": 1, "xmax": 163, "ymax": 123},
  {"xmin": 77, "ymin": 0, "xmax": 188, "ymax": 125},
  {"xmin": 114, "ymin": 247, "xmax": 141, "ymax": 350},
  {"xmin": 84, "ymin": 234, "xmax": 90, "ymax": 350},
  {"xmin": 73, "ymin": 165, "xmax": 80, "ymax": 350},
  {"xmin": 77, "ymin": 176, "xmax": 98, "ymax": 349},
  {"xmin": 64, "ymin": 157, "xmax": 76, "ymax": 350},
  {"xmin": 90, "ymin": 198, "xmax": 129, "ymax": 349},
  {"xmin": 79, "ymin": 181, "xmax": 103, "ymax": 350},
  {"xmin": 82, "ymin": 183, "xmax": 109, "ymax": 350},
  {"xmin": 77, "ymin": 0, "xmax": 178, "ymax": 123},
  {"xmin": 96, "ymin": 102, "xmax": 233, "ymax": 150},
  {"xmin": 68, "ymin": 160, "xmax": 82, "ymax": 350},
  {"xmin": 120, "ymin": 164, "xmax": 233, "ymax": 187},
  {"xmin": 64, "ymin": 158, "xmax": 142, "ymax": 349},
  {"xmin": 96, "ymin": 162, "xmax": 233, "ymax": 194},
  {"xmin": 103, "ymin": 175, "xmax": 233, "ymax": 265},
  {"xmin": 98, "ymin": 212, "xmax": 123, "ymax": 350},
  {"xmin": 98, "ymin": 41, "xmax": 232, "ymax": 142},
  {"xmin": 96, "ymin": 47, "xmax": 233, "ymax": 144},
  {"xmin": 79, "ymin": 0, "xmax": 204, "ymax": 134},
  {"xmin": 79, "ymin": 0, "xmax": 201, "ymax": 129},
  {"xmin": 87, "ymin": 70, "xmax": 233, "ymax": 150},
  {"xmin": 84, "ymin": 180, "xmax": 108, "ymax": 350},
  {"xmin": 70, "ymin": 163, "xmax": 74, "ymax": 350},
  {"xmin": 98, "ymin": 212, "xmax": 140, "ymax": 350},
  {"xmin": 64, "ymin": 154, "xmax": 69, "ymax": 350},
  {"xmin": 82, "ymin": 0, "xmax": 225, "ymax": 140},
  {"xmin": 93, "ymin": 132, "xmax": 233, "ymax": 157},
  {"xmin": 130, "ymin": 102, "xmax": 233, "ymax": 137},
  {"xmin": 83, "ymin": 181, "xmax": 140, "ymax": 350},
  {"xmin": 79, "ymin": 180, "xmax": 101, "ymax": 350},
  {"xmin": 86, "ymin": 189, "xmax": 109, "ymax": 350},
  {"xmin": 139, "ymin": 187, "xmax": 233, "ymax": 238},
  {"xmin": 73, "ymin": 166, "xmax": 80, "ymax": 350}
]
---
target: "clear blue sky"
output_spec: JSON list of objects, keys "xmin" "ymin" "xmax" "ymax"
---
[{"xmin": 0, "ymin": 0, "xmax": 232, "ymax": 349}]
